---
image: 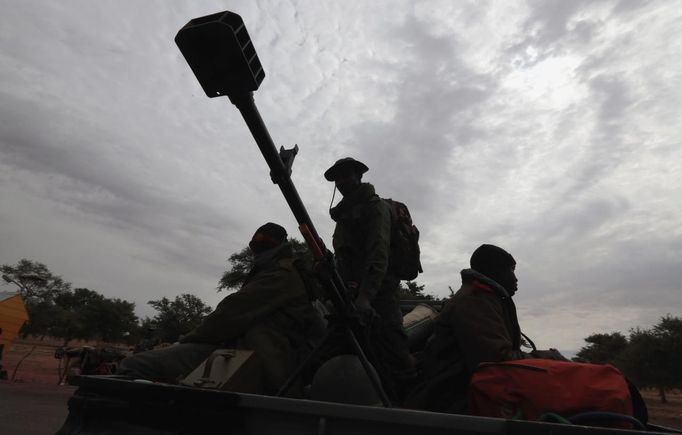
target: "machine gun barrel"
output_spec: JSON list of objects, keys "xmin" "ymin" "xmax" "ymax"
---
[
  {"xmin": 227, "ymin": 93, "xmax": 352, "ymax": 315},
  {"xmin": 228, "ymin": 93, "xmax": 322, "ymax": 244},
  {"xmin": 175, "ymin": 10, "xmax": 391, "ymax": 406}
]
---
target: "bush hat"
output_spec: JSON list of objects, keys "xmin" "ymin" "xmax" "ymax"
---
[{"xmin": 324, "ymin": 157, "xmax": 369, "ymax": 181}]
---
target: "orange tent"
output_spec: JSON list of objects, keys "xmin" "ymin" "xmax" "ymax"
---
[{"xmin": 0, "ymin": 291, "xmax": 29, "ymax": 347}]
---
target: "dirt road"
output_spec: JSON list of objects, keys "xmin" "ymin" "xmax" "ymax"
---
[{"xmin": 0, "ymin": 382, "xmax": 75, "ymax": 435}]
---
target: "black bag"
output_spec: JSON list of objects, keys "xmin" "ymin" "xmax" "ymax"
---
[{"xmin": 384, "ymin": 199, "xmax": 423, "ymax": 280}]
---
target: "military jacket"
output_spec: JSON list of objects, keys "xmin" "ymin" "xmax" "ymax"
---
[
  {"xmin": 330, "ymin": 182, "xmax": 392, "ymax": 298},
  {"xmin": 179, "ymin": 244, "xmax": 315, "ymax": 394},
  {"xmin": 181, "ymin": 246, "xmax": 310, "ymax": 345},
  {"xmin": 424, "ymin": 269, "xmax": 527, "ymax": 375}
]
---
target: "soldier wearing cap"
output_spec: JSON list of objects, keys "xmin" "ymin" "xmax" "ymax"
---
[
  {"xmin": 406, "ymin": 244, "xmax": 567, "ymax": 412},
  {"xmin": 324, "ymin": 157, "xmax": 414, "ymax": 399},
  {"xmin": 118, "ymin": 223, "xmax": 316, "ymax": 396}
]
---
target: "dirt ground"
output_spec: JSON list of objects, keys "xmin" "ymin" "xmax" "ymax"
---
[
  {"xmin": 0, "ymin": 339, "xmax": 680, "ymax": 433},
  {"xmin": 0, "ymin": 338, "xmax": 128, "ymax": 434},
  {"xmin": 0, "ymin": 381, "xmax": 76, "ymax": 435},
  {"xmin": 1, "ymin": 337, "xmax": 131, "ymax": 384},
  {"xmin": 2, "ymin": 339, "xmax": 66, "ymax": 384},
  {"xmin": 641, "ymin": 389, "xmax": 682, "ymax": 429}
]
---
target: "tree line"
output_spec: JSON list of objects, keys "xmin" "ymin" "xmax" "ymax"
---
[
  {"xmin": 574, "ymin": 315, "xmax": 682, "ymax": 403},
  {"xmin": 1, "ymin": 259, "xmax": 211, "ymax": 346},
  {"xmin": 2, "ymin": 240, "xmax": 437, "ymax": 346},
  {"xmin": 11, "ymin": 255, "xmax": 677, "ymax": 404}
]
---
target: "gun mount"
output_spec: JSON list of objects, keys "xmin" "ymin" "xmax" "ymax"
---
[{"xmin": 176, "ymin": 10, "xmax": 392, "ymax": 407}]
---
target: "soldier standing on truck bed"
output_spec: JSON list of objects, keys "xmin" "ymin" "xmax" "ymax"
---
[
  {"xmin": 117, "ymin": 223, "xmax": 317, "ymax": 397},
  {"xmin": 324, "ymin": 157, "xmax": 416, "ymax": 400}
]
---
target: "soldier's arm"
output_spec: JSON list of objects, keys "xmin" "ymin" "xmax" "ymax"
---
[
  {"xmin": 180, "ymin": 267, "xmax": 305, "ymax": 344},
  {"xmin": 452, "ymin": 293, "xmax": 527, "ymax": 372},
  {"xmin": 359, "ymin": 200, "xmax": 392, "ymax": 299}
]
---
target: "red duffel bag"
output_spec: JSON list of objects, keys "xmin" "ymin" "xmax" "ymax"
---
[{"xmin": 467, "ymin": 359, "xmax": 633, "ymax": 423}]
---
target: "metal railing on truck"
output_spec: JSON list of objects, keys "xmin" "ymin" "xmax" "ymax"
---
[{"xmin": 56, "ymin": 376, "xmax": 681, "ymax": 435}]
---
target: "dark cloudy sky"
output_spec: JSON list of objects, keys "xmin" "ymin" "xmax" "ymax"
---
[{"xmin": 1, "ymin": 0, "xmax": 680, "ymax": 351}]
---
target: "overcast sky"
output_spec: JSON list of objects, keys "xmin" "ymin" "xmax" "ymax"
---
[{"xmin": 1, "ymin": 0, "xmax": 680, "ymax": 351}]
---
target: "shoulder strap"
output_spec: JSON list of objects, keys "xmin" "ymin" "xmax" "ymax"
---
[{"xmin": 520, "ymin": 332, "xmax": 537, "ymax": 352}]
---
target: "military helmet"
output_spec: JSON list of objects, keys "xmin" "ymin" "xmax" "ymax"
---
[{"xmin": 324, "ymin": 157, "xmax": 369, "ymax": 181}]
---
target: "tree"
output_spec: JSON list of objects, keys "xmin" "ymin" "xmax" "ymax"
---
[
  {"xmin": 1, "ymin": 259, "xmax": 72, "ymax": 337},
  {"xmin": 574, "ymin": 332, "xmax": 628, "ymax": 364},
  {"xmin": 52, "ymin": 288, "xmax": 139, "ymax": 345},
  {"xmin": 51, "ymin": 293, "xmax": 84, "ymax": 344},
  {"xmin": 24, "ymin": 300, "xmax": 64, "ymax": 339},
  {"xmin": 218, "ymin": 238, "xmax": 311, "ymax": 292},
  {"xmin": 146, "ymin": 294, "xmax": 212, "ymax": 342},
  {"xmin": 2, "ymin": 259, "xmax": 139, "ymax": 344},
  {"xmin": 651, "ymin": 315, "xmax": 682, "ymax": 396},
  {"xmin": 576, "ymin": 316, "xmax": 682, "ymax": 403},
  {"xmin": 618, "ymin": 316, "xmax": 682, "ymax": 403},
  {"xmin": 398, "ymin": 281, "xmax": 434, "ymax": 300},
  {"xmin": 218, "ymin": 246, "xmax": 252, "ymax": 292},
  {"xmin": 95, "ymin": 297, "xmax": 139, "ymax": 343},
  {"xmin": 1, "ymin": 259, "xmax": 71, "ymax": 302}
]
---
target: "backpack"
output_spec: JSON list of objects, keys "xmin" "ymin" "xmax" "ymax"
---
[
  {"xmin": 467, "ymin": 359, "xmax": 642, "ymax": 429},
  {"xmin": 383, "ymin": 198, "xmax": 423, "ymax": 281}
]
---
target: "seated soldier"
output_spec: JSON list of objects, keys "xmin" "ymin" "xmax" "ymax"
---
[
  {"xmin": 118, "ymin": 222, "xmax": 317, "ymax": 396},
  {"xmin": 406, "ymin": 244, "xmax": 565, "ymax": 412}
]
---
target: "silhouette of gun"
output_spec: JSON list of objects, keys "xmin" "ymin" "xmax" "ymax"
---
[{"xmin": 175, "ymin": 11, "xmax": 392, "ymax": 407}]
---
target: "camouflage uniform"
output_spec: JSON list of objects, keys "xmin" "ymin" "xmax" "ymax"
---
[
  {"xmin": 406, "ymin": 269, "xmax": 528, "ymax": 412},
  {"xmin": 330, "ymin": 182, "xmax": 412, "ymax": 376},
  {"xmin": 119, "ymin": 243, "xmax": 315, "ymax": 396}
]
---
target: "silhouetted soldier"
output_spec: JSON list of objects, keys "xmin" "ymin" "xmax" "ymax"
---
[
  {"xmin": 118, "ymin": 223, "xmax": 316, "ymax": 396},
  {"xmin": 406, "ymin": 244, "xmax": 566, "ymax": 412},
  {"xmin": 324, "ymin": 157, "xmax": 414, "ymax": 399}
]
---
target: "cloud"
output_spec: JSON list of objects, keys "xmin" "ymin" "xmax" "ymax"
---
[{"xmin": 0, "ymin": 1, "xmax": 680, "ymax": 348}]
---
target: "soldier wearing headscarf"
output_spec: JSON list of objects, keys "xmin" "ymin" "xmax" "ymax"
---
[
  {"xmin": 406, "ymin": 244, "xmax": 566, "ymax": 412},
  {"xmin": 118, "ymin": 223, "xmax": 316, "ymax": 396}
]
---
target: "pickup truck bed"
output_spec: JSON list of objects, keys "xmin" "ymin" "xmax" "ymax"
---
[{"xmin": 57, "ymin": 376, "xmax": 680, "ymax": 435}]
